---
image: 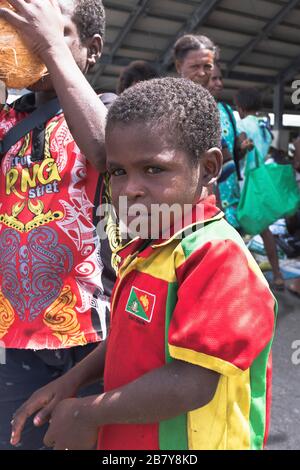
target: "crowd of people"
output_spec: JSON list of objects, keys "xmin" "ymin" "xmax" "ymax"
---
[{"xmin": 0, "ymin": 0, "xmax": 298, "ymax": 451}]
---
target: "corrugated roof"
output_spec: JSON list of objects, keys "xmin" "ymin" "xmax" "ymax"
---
[{"xmin": 87, "ymin": 0, "xmax": 300, "ymax": 113}]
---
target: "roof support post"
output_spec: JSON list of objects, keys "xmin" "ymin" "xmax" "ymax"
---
[{"xmin": 273, "ymin": 81, "xmax": 284, "ymax": 131}]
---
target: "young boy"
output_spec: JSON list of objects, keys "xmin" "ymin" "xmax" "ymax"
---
[
  {"xmin": 11, "ymin": 78, "xmax": 276, "ymax": 451},
  {"xmin": 0, "ymin": 0, "xmax": 117, "ymax": 449}
]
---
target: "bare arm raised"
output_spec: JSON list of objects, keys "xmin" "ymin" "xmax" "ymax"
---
[{"xmin": 0, "ymin": 0, "xmax": 107, "ymax": 172}]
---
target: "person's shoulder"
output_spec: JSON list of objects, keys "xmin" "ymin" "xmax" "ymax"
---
[
  {"xmin": 176, "ymin": 219, "xmax": 269, "ymax": 286},
  {"xmin": 176, "ymin": 217, "xmax": 244, "ymax": 264},
  {"xmin": 244, "ymin": 115, "xmax": 260, "ymax": 127}
]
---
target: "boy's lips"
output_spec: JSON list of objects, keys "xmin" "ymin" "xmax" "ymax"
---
[{"xmin": 123, "ymin": 204, "xmax": 151, "ymax": 215}]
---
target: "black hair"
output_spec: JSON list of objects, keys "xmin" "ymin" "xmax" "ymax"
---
[
  {"xmin": 117, "ymin": 61, "xmax": 159, "ymax": 94},
  {"xmin": 106, "ymin": 77, "xmax": 221, "ymax": 165},
  {"xmin": 73, "ymin": 0, "xmax": 106, "ymax": 41},
  {"xmin": 173, "ymin": 34, "xmax": 220, "ymax": 62},
  {"xmin": 213, "ymin": 61, "xmax": 222, "ymax": 70},
  {"xmin": 235, "ymin": 87, "xmax": 262, "ymax": 113}
]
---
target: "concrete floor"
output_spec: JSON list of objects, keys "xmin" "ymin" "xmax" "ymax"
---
[{"xmin": 266, "ymin": 287, "xmax": 300, "ymax": 450}]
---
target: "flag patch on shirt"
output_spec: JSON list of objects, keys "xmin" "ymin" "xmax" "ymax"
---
[{"xmin": 125, "ymin": 286, "xmax": 156, "ymax": 323}]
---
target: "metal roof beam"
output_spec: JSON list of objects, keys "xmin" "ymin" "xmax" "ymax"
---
[
  {"xmin": 91, "ymin": 0, "xmax": 151, "ymax": 87},
  {"xmin": 160, "ymin": 0, "xmax": 222, "ymax": 70},
  {"xmin": 103, "ymin": 1, "xmax": 132, "ymax": 13},
  {"xmin": 100, "ymin": 54, "xmax": 156, "ymax": 67},
  {"xmin": 226, "ymin": 70, "xmax": 277, "ymax": 84},
  {"xmin": 106, "ymin": 0, "xmax": 151, "ymax": 64},
  {"xmin": 226, "ymin": 0, "xmax": 300, "ymax": 73}
]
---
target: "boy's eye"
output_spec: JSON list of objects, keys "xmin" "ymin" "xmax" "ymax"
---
[
  {"xmin": 146, "ymin": 167, "xmax": 163, "ymax": 175},
  {"xmin": 111, "ymin": 169, "xmax": 126, "ymax": 177}
]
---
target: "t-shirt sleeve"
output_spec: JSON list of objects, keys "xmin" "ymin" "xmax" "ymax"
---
[{"xmin": 168, "ymin": 239, "xmax": 276, "ymax": 377}]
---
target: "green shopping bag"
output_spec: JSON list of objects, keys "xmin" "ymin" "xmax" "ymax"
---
[{"xmin": 237, "ymin": 148, "xmax": 300, "ymax": 235}]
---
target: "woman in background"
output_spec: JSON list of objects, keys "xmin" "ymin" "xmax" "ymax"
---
[{"xmin": 208, "ymin": 63, "xmax": 251, "ymax": 229}]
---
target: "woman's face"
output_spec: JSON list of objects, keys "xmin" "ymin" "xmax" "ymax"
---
[
  {"xmin": 176, "ymin": 48, "xmax": 215, "ymax": 88},
  {"xmin": 208, "ymin": 65, "xmax": 223, "ymax": 99}
]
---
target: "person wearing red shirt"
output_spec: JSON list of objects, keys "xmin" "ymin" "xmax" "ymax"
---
[{"xmin": 0, "ymin": 0, "xmax": 117, "ymax": 449}]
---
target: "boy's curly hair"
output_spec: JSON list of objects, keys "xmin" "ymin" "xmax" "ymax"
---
[
  {"xmin": 73, "ymin": 0, "xmax": 106, "ymax": 41},
  {"xmin": 106, "ymin": 77, "xmax": 221, "ymax": 165}
]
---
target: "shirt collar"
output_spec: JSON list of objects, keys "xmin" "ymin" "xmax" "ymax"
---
[{"xmin": 115, "ymin": 195, "xmax": 223, "ymax": 261}]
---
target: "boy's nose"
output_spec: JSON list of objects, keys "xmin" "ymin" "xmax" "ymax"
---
[{"xmin": 123, "ymin": 180, "xmax": 146, "ymax": 201}]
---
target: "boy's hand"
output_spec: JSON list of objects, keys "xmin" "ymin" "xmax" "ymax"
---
[
  {"xmin": 0, "ymin": 0, "xmax": 64, "ymax": 60},
  {"xmin": 43, "ymin": 397, "xmax": 99, "ymax": 450},
  {"xmin": 10, "ymin": 374, "xmax": 79, "ymax": 447}
]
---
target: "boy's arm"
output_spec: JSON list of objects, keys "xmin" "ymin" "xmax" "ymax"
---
[
  {"xmin": 43, "ymin": 360, "xmax": 220, "ymax": 450},
  {"xmin": 0, "ymin": 1, "xmax": 107, "ymax": 172},
  {"xmin": 67, "ymin": 338, "xmax": 107, "ymax": 390},
  {"xmin": 11, "ymin": 340, "xmax": 107, "ymax": 446},
  {"xmin": 91, "ymin": 360, "xmax": 219, "ymax": 425},
  {"xmin": 40, "ymin": 44, "xmax": 107, "ymax": 173}
]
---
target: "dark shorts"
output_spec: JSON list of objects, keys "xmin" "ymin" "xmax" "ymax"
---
[{"xmin": 0, "ymin": 343, "xmax": 102, "ymax": 450}]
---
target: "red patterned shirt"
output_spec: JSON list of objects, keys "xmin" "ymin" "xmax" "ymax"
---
[{"xmin": 0, "ymin": 95, "xmax": 116, "ymax": 349}]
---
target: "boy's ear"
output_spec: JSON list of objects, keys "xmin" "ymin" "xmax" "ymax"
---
[
  {"xmin": 86, "ymin": 35, "xmax": 103, "ymax": 68},
  {"xmin": 201, "ymin": 148, "xmax": 223, "ymax": 185}
]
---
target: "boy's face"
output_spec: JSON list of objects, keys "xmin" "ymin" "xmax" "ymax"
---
[
  {"xmin": 176, "ymin": 49, "xmax": 215, "ymax": 89},
  {"xmin": 29, "ymin": 0, "xmax": 102, "ymax": 92},
  {"xmin": 106, "ymin": 124, "xmax": 221, "ymax": 238}
]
